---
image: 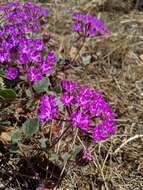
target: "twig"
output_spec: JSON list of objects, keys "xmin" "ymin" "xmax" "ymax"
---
[
  {"xmin": 114, "ymin": 134, "xmax": 143, "ymax": 154},
  {"xmin": 49, "ymin": 125, "xmax": 71, "ymax": 149}
]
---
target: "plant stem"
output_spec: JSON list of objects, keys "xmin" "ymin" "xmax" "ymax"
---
[
  {"xmin": 71, "ymin": 36, "xmax": 86, "ymax": 64},
  {"xmin": 28, "ymin": 81, "xmax": 35, "ymax": 99},
  {"xmin": 49, "ymin": 125, "xmax": 71, "ymax": 149}
]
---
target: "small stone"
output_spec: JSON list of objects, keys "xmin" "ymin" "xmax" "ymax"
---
[{"xmin": 139, "ymin": 54, "xmax": 143, "ymax": 60}]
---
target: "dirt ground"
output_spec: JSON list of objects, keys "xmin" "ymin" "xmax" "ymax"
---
[{"xmin": 0, "ymin": 0, "xmax": 143, "ymax": 190}]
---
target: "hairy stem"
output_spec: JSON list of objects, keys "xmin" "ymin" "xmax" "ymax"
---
[{"xmin": 71, "ymin": 36, "xmax": 86, "ymax": 64}]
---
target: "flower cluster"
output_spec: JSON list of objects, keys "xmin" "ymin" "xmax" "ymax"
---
[
  {"xmin": 0, "ymin": 2, "xmax": 57, "ymax": 82},
  {"xmin": 38, "ymin": 95, "xmax": 59, "ymax": 121},
  {"xmin": 76, "ymin": 148, "xmax": 93, "ymax": 166},
  {"xmin": 72, "ymin": 12, "xmax": 109, "ymax": 37},
  {"xmin": 0, "ymin": 2, "xmax": 116, "ymax": 143},
  {"xmin": 0, "ymin": 2, "xmax": 48, "ymax": 33},
  {"xmin": 61, "ymin": 80, "xmax": 116, "ymax": 141}
]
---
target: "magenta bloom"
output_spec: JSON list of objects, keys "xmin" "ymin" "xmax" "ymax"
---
[
  {"xmin": 82, "ymin": 149, "xmax": 93, "ymax": 161},
  {"xmin": 61, "ymin": 93, "xmax": 74, "ymax": 105},
  {"xmin": 71, "ymin": 23, "xmax": 82, "ymax": 32},
  {"xmin": 92, "ymin": 120, "xmax": 116, "ymax": 141},
  {"xmin": 38, "ymin": 95, "xmax": 59, "ymax": 121},
  {"xmin": 5, "ymin": 67, "xmax": 18, "ymax": 80},
  {"xmin": 0, "ymin": 2, "xmax": 20, "ymax": 11},
  {"xmin": 72, "ymin": 12, "xmax": 109, "ymax": 36},
  {"xmin": 30, "ymin": 51, "xmax": 42, "ymax": 63},
  {"xmin": 60, "ymin": 80, "xmax": 116, "ymax": 141},
  {"xmin": 0, "ymin": 51, "xmax": 10, "ymax": 63},
  {"xmin": 27, "ymin": 67, "xmax": 42, "ymax": 82},
  {"xmin": 23, "ymin": 3, "xmax": 49, "ymax": 17},
  {"xmin": 71, "ymin": 111, "xmax": 89, "ymax": 131},
  {"xmin": 17, "ymin": 53, "xmax": 29, "ymax": 64},
  {"xmin": 76, "ymin": 148, "xmax": 93, "ymax": 166},
  {"xmin": 61, "ymin": 80, "xmax": 78, "ymax": 92},
  {"xmin": 33, "ymin": 39, "xmax": 44, "ymax": 51},
  {"xmin": 39, "ymin": 62, "xmax": 54, "ymax": 74},
  {"xmin": 47, "ymin": 51, "xmax": 57, "ymax": 64}
]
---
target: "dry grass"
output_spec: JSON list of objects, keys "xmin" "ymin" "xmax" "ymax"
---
[
  {"xmin": 1, "ymin": 0, "xmax": 143, "ymax": 189},
  {"xmin": 43, "ymin": 1, "xmax": 143, "ymax": 189}
]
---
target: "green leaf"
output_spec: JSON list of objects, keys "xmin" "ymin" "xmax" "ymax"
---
[
  {"xmin": 10, "ymin": 144, "xmax": 18, "ymax": 154},
  {"xmin": 33, "ymin": 77, "xmax": 50, "ymax": 93},
  {"xmin": 71, "ymin": 145, "xmax": 82, "ymax": 159},
  {"xmin": 0, "ymin": 89, "xmax": 16, "ymax": 101},
  {"xmin": 0, "ymin": 120, "xmax": 11, "ymax": 126},
  {"xmin": 57, "ymin": 98, "xmax": 64, "ymax": 112},
  {"xmin": 49, "ymin": 153, "xmax": 59, "ymax": 162},
  {"xmin": 0, "ymin": 68, "xmax": 5, "ymax": 77},
  {"xmin": 55, "ymin": 51, "xmax": 62, "ymax": 64},
  {"xmin": 11, "ymin": 130, "xmax": 23, "ymax": 144},
  {"xmin": 19, "ymin": 76, "xmax": 26, "ymax": 81},
  {"xmin": 23, "ymin": 118, "xmax": 40, "ymax": 136},
  {"xmin": 82, "ymin": 55, "xmax": 91, "ymax": 65},
  {"xmin": 62, "ymin": 152, "xmax": 70, "ymax": 164},
  {"xmin": 39, "ymin": 137, "xmax": 48, "ymax": 149},
  {"xmin": 54, "ymin": 86, "xmax": 62, "ymax": 94},
  {"xmin": 25, "ymin": 89, "xmax": 32, "ymax": 98}
]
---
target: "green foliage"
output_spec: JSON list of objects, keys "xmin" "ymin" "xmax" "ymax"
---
[
  {"xmin": 19, "ymin": 75, "xmax": 27, "ymax": 81},
  {"xmin": 0, "ymin": 77, "xmax": 5, "ymax": 89},
  {"xmin": 62, "ymin": 152, "xmax": 70, "ymax": 164},
  {"xmin": 0, "ymin": 89, "xmax": 16, "ymax": 101},
  {"xmin": 54, "ymin": 86, "xmax": 62, "ymax": 94},
  {"xmin": 82, "ymin": 55, "xmax": 92, "ymax": 65},
  {"xmin": 57, "ymin": 98, "xmax": 64, "ymax": 112},
  {"xmin": 23, "ymin": 118, "xmax": 40, "ymax": 136},
  {"xmin": 33, "ymin": 77, "xmax": 50, "ymax": 93},
  {"xmin": 11, "ymin": 130, "xmax": 23, "ymax": 144},
  {"xmin": 55, "ymin": 51, "xmax": 62, "ymax": 64},
  {"xmin": 25, "ymin": 89, "xmax": 32, "ymax": 98},
  {"xmin": 39, "ymin": 137, "xmax": 49, "ymax": 149},
  {"xmin": 71, "ymin": 145, "xmax": 82, "ymax": 159},
  {"xmin": 49, "ymin": 152, "xmax": 60, "ymax": 162}
]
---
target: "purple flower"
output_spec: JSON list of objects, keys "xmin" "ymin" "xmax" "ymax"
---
[
  {"xmin": 78, "ymin": 86, "xmax": 95, "ymax": 97},
  {"xmin": 17, "ymin": 53, "xmax": 29, "ymax": 65},
  {"xmin": 102, "ymin": 120, "xmax": 116, "ymax": 134},
  {"xmin": 75, "ymin": 86, "xmax": 95, "ymax": 108},
  {"xmin": 76, "ymin": 148, "xmax": 93, "ymax": 166},
  {"xmin": 60, "ymin": 80, "xmax": 116, "ymax": 140},
  {"xmin": 92, "ymin": 124, "xmax": 108, "ymax": 141},
  {"xmin": 33, "ymin": 39, "xmax": 44, "ymax": 51},
  {"xmin": 5, "ymin": 67, "xmax": 18, "ymax": 80},
  {"xmin": 0, "ymin": 51, "xmax": 10, "ymax": 63},
  {"xmin": 72, "ymin": 12, "xmax": 109, "ymax": 36},
  {"xmin": 27, "ymin": 67, "xmax": 42, "ymax": 82},
  {"xmin": 61, "ymin": 80, "xmax": 78, "ymax": 92},
  {"xmin": 23, "ymin": 3, "xmax": 49, "ymax": 17},
  {"xmin": 87, "ymin": 27, "xmax": 97, "ymax": 36},
  {"xmin": 38, "ymin": 95, "xmax": 59, "ymax": 121},
  {"xmin": 47, "ymin": 51, "xmax": 57, "ymax": 64},
  {"xmin": 30, "ymin": 51, "xmax": 42, "ymax": 63},
  {"xmin": 32, "ymin": 22, "xmax": 40, "ymax": 32},
  {"xmin": 72, "ymin": 12, "xmax": 83, "ymax": 20},
  {"xmin": 18, "ymin": 38, "xmax": 32, "ymax": 54},
  {"xmin": 71, "ymin": 111, "xmax": 89, "ymax": 131},
  {"xmin": 0, "ymin": 2, "xmax": 20, "ymax": 11},
  {"xmin": 61, "ymin": 93, "xmax": 74, "ymax": 105},
  {"xmin": 71, "ymin": 23, "xmax": 82, "ymax": 32},
  {"xmin": 91, "ymin": 18, "xmax": 109, "ymax": 35},
  {"xmin": 39, "ymin": 62, "xmax": 54, "ymax": 74},
  {"xmin": 82, "ymin": 149, "xmax": 93, "ymax": 161},
  {"xmin": 1, "ymin": 41, "xmax": 13, "ymax": 50},
  {"xmin": 75, "ymin": 94, "xmax": 90, "ymax": 109},
  {"xmin": 92, "ymin": 120, "xmax": 116, "ymax": 141}
]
